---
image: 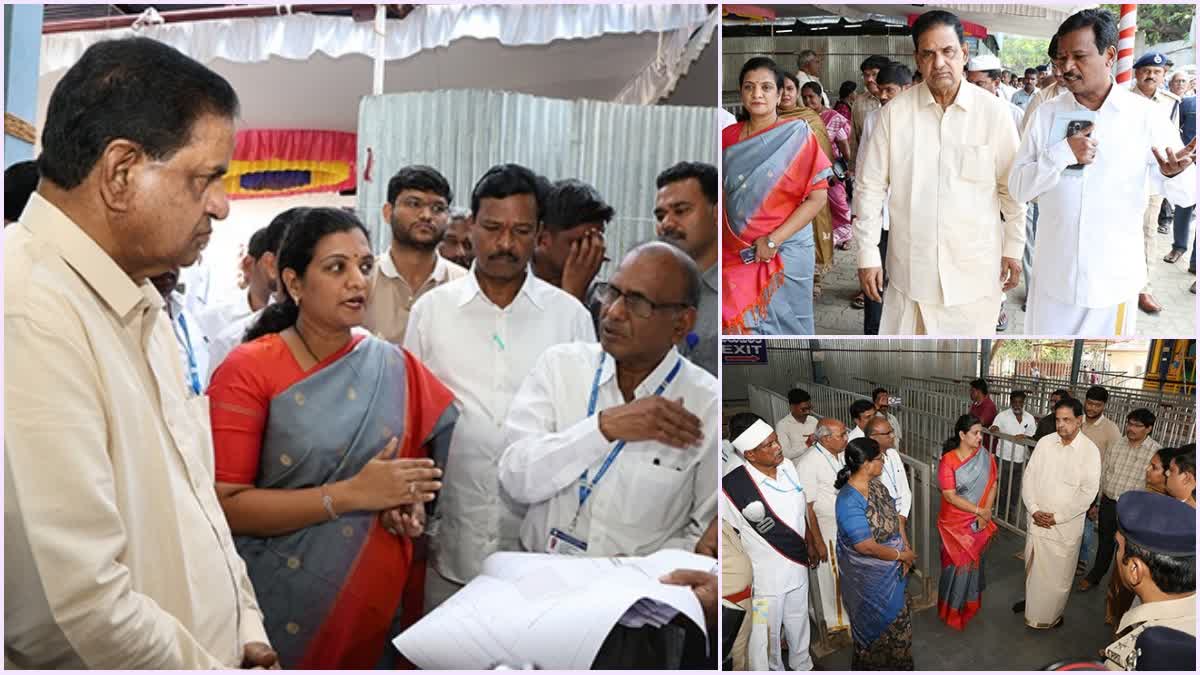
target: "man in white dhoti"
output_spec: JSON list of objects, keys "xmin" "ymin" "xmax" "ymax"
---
[
  {"xmin": 776, "ymin": 388, "xmax": 818, "ymax": 463},
  {"xmin": 723, "ymin": 414, "xmax": 825, "ymax": 671},
  {"xmin": 854, "ymin": 10, "xmax": 1025, "ymax": 335},
  {"xmin": 1021, "ymin": 398, "xmax": 1102, "ymax": 629},
  {"xmin": 1009, "ymin": 9, "xmax": 1197, "ymax": 336},
  {"xmin": 794, "ymin": 418, "xmax": 850, "ymax": 634}
]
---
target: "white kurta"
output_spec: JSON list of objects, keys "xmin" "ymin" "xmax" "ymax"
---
[
  {"xmin": 1021, "ymin": 431, "xmax": 1102, "ymax": 627},
  {"xmin": 723, "ymin": 461, "xmax": 812, "ymax": 671},
  {"xmin": 775, "ymin": 413, "xmax": 819, "ymax": 464},
  {"xmin": 854, "ymin": 81, "xmax": 1025, "ymax": 335},
  {"xmin": 793, "ymin": 443, "xmax": 849, "ymax": 633},
  {"xmin": 1009, "ymin": 80, "xmax": 1196, "ymax": 336}
]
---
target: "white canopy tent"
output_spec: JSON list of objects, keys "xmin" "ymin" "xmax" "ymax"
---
[
  {"xmin": 33, "ymin": 4, "xmax": 718, "ymax": 310},
  {"xmin": 726, "ymin": 4, "xmax": 1095, "ymax": 38}
]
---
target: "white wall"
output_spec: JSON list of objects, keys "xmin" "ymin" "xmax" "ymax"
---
[{"xmin": 198, "ymin": 191, "xmax": 357, "ymax": 309}]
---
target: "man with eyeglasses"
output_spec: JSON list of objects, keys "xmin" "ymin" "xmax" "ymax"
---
[
  {"xmin": 498, "ymin": 241, "xmax": 716, "ymax": 564},
  {"xmin": 405, "ymin": 164, "xmax": 595, "ymax": 611},
  {"xmin": 794, "ymin": 418, "xmax": 850, "ymax": 635},
  {"xmin": 1079, "ymin": 408, "xmax": 1160, "ymax": 595},
  {"xmin": 365, "ymin": 165, "xmax": 467, "ymax": 344},
  {"xmin": 865, "ymin": 416, "xmax": 914, "ymax": 546}
]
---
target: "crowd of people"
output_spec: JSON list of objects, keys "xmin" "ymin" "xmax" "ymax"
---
[
  {"xmin": 721, "ymin": 8, "xmax": 1197, "ymax": 336},
  {"xmin": 721, "ymin": 380, "xmax": 1196, "ymax": 670},
  {"xmin": 4, "ymin": 36, "xmax": 723, "ymax": 669}
]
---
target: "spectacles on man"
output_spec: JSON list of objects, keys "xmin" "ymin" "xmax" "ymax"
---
[
  {"xmin": 595, "ymin": 282, "xmax": 692, "ymax": 320},
  {"xmin": 869, "ymin": 429, "xmax": 896, "ymax": 437},
  {"xmin": 398, "ymin": 196, "xmax": 449, "ymax": 216}
]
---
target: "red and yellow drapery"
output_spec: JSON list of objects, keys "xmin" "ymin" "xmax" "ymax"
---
[{"xmin": 224, "ymin": 129, "xmax": 356, "ymax": 199}]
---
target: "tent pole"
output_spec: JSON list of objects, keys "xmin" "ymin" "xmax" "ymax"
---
[{"xmin": 373, "ymin": 4, "xmax": 385, "ymax": 95}]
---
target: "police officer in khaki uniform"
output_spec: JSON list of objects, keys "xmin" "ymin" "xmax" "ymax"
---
[
  {"xmin": 1130, "ymin": 51, "xmax": 1183, "ymax": 314},
  {"xmin": 1103, "ymin": 491, "xmax": 1195, "ymax": 670}
]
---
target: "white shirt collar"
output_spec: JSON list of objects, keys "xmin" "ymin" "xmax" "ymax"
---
[
  {"xmin": 595, "ymin": 345, "xmax": 683, "ymax": 398},
  {"xmin": 457, "ymin": 265, "xmax": 548, "ymax": 310}
]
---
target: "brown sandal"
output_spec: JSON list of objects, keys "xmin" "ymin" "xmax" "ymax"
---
[{"xmin": 1164, "ymin": 248, "xmax": 1185, "ymax": 263}]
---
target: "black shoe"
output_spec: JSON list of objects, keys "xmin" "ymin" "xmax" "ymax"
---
[{"xmin": 1012, "ymin": 600, "xmax": 1026, "ymax": 613}]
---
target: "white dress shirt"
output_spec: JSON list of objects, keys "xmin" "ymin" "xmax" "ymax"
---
[
  {"xmin": 195, "ymin": 290, "xmax": 253, "ymax": 345},
  {"xmin": 1009, "ymin": 82, "xmax": 1197, "ymax": 308},
  {"xmin": 722, "ymin": 439, "xmax": 744, "ymax": 475},
  {"xmin": 1012, "ymin": 88, "xmax": 1036, "ymax": 111},
  {"xmin": 167, "ymin": 291, "xmax": 211, "ymax": 395},
  {"xmin": 855, "ymin": 108, "xmax": 890, "ymax": 231},
  {"xmin": 775, "ymin": 413, "xmax": 818, "ymax": 463},
  {"xmin": 879, "ymin": 447, "xmax": 912, "ymax": 519},
  {"xmin": 206, "ymin": 307, "xmax": 263, "ymax": 379},
  {"xmin": 992, "ymin": 407, "xmax": 1038, "ymax": 462},
  {"xmin": 499, "ymin": 343, "xmax": 717, "ymax": 557},
  {"xmin": 793, "ymin": 443, "xmax": 845, "ymax": 526},
  {"xmin": 721, "ymin": 460, "xmax": 810, "ymax": 596},
  {"xmin": 405, "ymin": 270, "xmax": 595, "ymax": 583},
  {"xmin": 999, "ymin": 83, "xmax": 1018, "ymax": 103},
  {"xmin": 854, "ymin": 81, "xmax": 1025, "ymax": 306},
  {"xmin": 847, "ymin": 425, "xmax": 865, "ymax": 441}
]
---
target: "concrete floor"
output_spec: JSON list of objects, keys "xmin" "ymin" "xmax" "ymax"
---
[
  {"xmin": 813, "ymin": 219, "xmax": 1197, "ymax": 336},
  {"xmin": 811, "ymin": 525, "xmax": 1114, "ymax": 671}
]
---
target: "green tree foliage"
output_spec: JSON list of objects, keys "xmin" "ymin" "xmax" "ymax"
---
[
  {"xmin": 1099, "ymin": 4, "xmax": 1195, "ymax": 46},
  {"xmin": 999, "ymin": 36, "xmax": 1052, "ymax": 70}
]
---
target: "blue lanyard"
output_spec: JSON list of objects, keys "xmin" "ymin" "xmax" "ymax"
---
[
  {"xmin": 173, "ymin": 312, "xmax": 202, "ymax": 395},
  {"xmin": 577, "ymin": 352, "xmax": 683, "ymax": 511},
  {"xmin": 762, "ymin": 469, "xmax": 804, "ymax": 495},
  {"xmin": 881, "ymin": 450, "xmax": 899, "ymax": 496},
  {"xmin": 816, "ymin": 444, "xmax": 840, "ymax": 474}
]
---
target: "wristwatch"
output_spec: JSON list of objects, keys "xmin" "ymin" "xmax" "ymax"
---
[{"xmin": 766, "ymin": 239, "xmax": 777, "ymax": 249}]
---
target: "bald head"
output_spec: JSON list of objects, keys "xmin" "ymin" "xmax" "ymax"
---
[
  {"xmin": 623, "ymin": 241, "xmax": 701, "ymax": 308},
  {"xmin": 599, "ymin": 241, "xmax": 700, "ymax": 368},
  {"xmin": 866, "ymin": 416, "xmax": 894, "ymax": 450}
]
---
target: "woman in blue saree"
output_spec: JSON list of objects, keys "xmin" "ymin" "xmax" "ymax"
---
[
  {"xmin": 834, "ymin": 437, "xmax": 916, "ymax": 670},
  {"xmin": 208, "ymin": 208, "xmax": 457, "ymax": 668}
]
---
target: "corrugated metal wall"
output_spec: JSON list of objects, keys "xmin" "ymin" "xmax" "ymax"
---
[
  {"xmin": 721, "ymin": 35, "xmax": 917, "ymax": 107},
  {"xmin": 723, "ymin": 339, "xmax": 982, "ymax": 401},
  {"xmin": 357, "ymin": 90, "xmax": 717, "ymax": 278}
]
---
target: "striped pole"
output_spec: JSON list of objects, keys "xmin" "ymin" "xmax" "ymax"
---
[{"xmin": 1115, "ymin": 4, "xmax": 1137, "ymax": 85}]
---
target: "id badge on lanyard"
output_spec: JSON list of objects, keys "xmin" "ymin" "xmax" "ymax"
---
[{"xmin": 546, "ymin": 352, "xmax": 682, "ymax": 555}]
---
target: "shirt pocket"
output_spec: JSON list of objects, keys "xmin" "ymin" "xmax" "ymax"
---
[
  {"xmin": 957, "ymin": 145, "xmax": 995, "ymax": 184},
  {"xmin": 614, "ymin": 458, "xmax": 690, "ymax": 531}
]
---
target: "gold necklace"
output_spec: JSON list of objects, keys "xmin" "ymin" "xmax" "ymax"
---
[{"xmin": 293, "ymin": 325, "xmax": 321, "ymax": 364}]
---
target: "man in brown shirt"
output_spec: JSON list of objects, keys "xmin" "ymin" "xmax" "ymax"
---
[
  {"xmin": 5, "ymin": 37, "xmax": 273, "ymax": 668},
  {"xmin": 363, "ymin": 165, "xmax": 467, "ymax": 344}
]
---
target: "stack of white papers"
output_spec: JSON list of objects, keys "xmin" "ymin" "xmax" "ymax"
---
[{"xmin": 393, "ymin": 549, "xmax": 715, "ymax": 670}]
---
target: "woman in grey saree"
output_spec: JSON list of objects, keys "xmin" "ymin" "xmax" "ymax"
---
[
  {"xmin": 936, "ymin": 415, "xmax": 998, "ymax": 631},
  {"xmin": 208, "ymin": 209, "xmax": 456, "ymax": 668}
]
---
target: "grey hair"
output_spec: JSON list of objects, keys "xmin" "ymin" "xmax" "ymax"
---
[
  {"xmin": 798, "ymin": 49, "xmax": 819, "ymax": 66},
  {"xmin": 814, "ymin": 424, "xmax": 835, "ymax": 441},
  {"xmin": 448, "ymin": 206, "xmax": 471, "ymax": 221}
]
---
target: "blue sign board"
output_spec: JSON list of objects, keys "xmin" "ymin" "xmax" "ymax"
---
[{"xmin": 723, "ymin": 340, "xmax": 769, "ymax": 365}]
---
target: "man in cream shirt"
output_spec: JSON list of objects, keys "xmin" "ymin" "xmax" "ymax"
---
[
  {"xmin": 775, "ymin": 388, "xmax": 819, "ymax": 462},
  {"xmin": 1010, "ymin": 9, "xmax": 1196, "ymax": 335},
  {"xmin": 5, "ymin": 38, "xmax": 272, "ymax": 669},
  {"xmin": 854, "ymin": 10, "xmax": 1025, "ymax": 335},
  {"xmin": 498, "ymin": 243, "xmax": 715, "ymax": 558}
]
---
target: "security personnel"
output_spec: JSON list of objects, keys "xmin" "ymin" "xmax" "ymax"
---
[
  {"xmin": 1131, "ymin": 626, "xmax": 1195, "ymax": 670},
  {"xmin": 1130, "ymin": 51, "xmax": 1183, "ymax": 315},
  {"xmin": 1103, "ymin": 491, "xmax": 1196, "ymax": 670}
]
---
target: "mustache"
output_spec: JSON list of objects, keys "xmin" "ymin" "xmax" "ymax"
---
[{"xmin": 488, "ymin": 251, "xmax": 519, "ymax": 262}]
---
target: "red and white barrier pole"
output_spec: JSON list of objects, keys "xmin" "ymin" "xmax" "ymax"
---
[{"xmin": 1115, "ymin": 4, "xmax": 1137, "ymax": 85}]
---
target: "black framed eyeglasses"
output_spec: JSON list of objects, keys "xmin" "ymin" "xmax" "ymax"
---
[{"xmin": 594, "ymin": 282, "xmax": 692, "ymax": 319}]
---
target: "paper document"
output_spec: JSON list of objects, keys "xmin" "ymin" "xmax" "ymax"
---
[{"xmin": 393, "ymin": 549, "xmax": 715, "ymax": 670}]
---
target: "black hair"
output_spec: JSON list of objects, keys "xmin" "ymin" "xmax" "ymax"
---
[
  {"xmin": 1051, "ymin": 388, "xmax": 1072, "ymax": 400},
  {"xmin": 783, "ymin": 72, "xmax": 801, "ymax": 90},
  {"xmin": 386, "ymin": 165, "xmax": 452, "ymax": 205},
  {"xmin": 1120, "ymin": 537, "xmax": 1196, "ymax": 595},
  {"xmin": 860, "ymin": 55, "xmax": 891, "ymax": 73},
  {"xmin": 800, "ymin": 81, "xmax": 823, "ymax": 100},
  {"xmin": 788, "ymin": 388, "xmax": 811, "ymax": 405},
  {"xmin": 4, "ymin": 160, "xmax": 39, "ymax": 222},
  {"xmin": 243, "ymin": 208, "xmax": 369, "ymax": 342},
  {"xmin": 1156, "ymin": 446, "xmax": 1182, "ymax": 470},
  {"xmin": 911, "ymin": 10, "xmax": 965, "ymax": 50},
  {"xmin": 249, "ymin": 206, "xmax": 307, "ymax": 261},
  {"xmin": 656, "ymin": 161, "xmax": 717, "ymax": 206},
  {"xmin": 872, "ymin": 387, "xmax": 889, "ymax": 400},
  {"xmin": 1056, "ymin": 8, "xmax": 1118, "ymax": 56},
  {"xmin": 1085, "ymin": 385, "xmax": 1109, "ymax": 403},
  {"xmin": 728, "ymin": 412, "xmax": 765, "ymax": 443},
  {"xmin": 1024, "ymin": 67, "xmax": 1039, "ymax": 77},
  {"xmin": 739, "ymin": 56, "xmax": 785, "ymax": 89},
  {"xmin": 877, "ymin": 62, "xmax": 914, "ymax": 87},
  {"xmin": 942, "ymin": 414, "xmax": 982, "ymax": 454},
  {"xmin": 977, "ymin": 69, "xmax": 1002, "ymax": 81},
  {"xmin": 1054, "ymin": 397, "xmax": 1085, "ymax": 418},
  {"xmin": 970, "ymin": 378, "xmax": 989, "ymax": 396},
  {"xmin": 1126, "ymin": 408, "xmax": 1156, "ymax": 429},
  {"xmin": 542, "ymin": 179, "xmax": 614, "ymax": 234},
  {"xmin": 1011, "ymin": 389, "xmax": 1027, "ymax": 402},
  {"xmin": 838, "ymin": 80, "xmax": 857, "ymax": 99},
  {"xmin": 1171, "ymin": 445, "xmax": 1196, "ymax": 480},
  {"xmin": 470, "ymin": 163, "xmax": 549, "ymax": 223},
  {"xmin": 850, "ymin": 399, "xmax": 875, "ymax": 420},
  {"xmin": 835, "ymin": 437, "xmax": 882, "ymax": 489},
  {"xmin": 38, "ymin": 37, "xmax": 239, "ymax": 190},
  {"xmin": 246, "ymin": 228, "xmax": 271, "ymax": 260}
]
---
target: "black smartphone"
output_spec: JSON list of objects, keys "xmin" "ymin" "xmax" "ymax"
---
[{"xmin": 739, "ymin": 247, "xmax": 756, "ymax": 264}]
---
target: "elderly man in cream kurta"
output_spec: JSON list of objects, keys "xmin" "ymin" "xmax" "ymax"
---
[
  {"xmin": 854, "ymin": 14, "xmax": 1025, "ymax": 335},
  {"xmin": 1021, "ymin": 400, "xmax": 1102, "ymax": 629},
  {"xmin": 793, "ymin": 418, "xmax": 849, "ymax": 634}
]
